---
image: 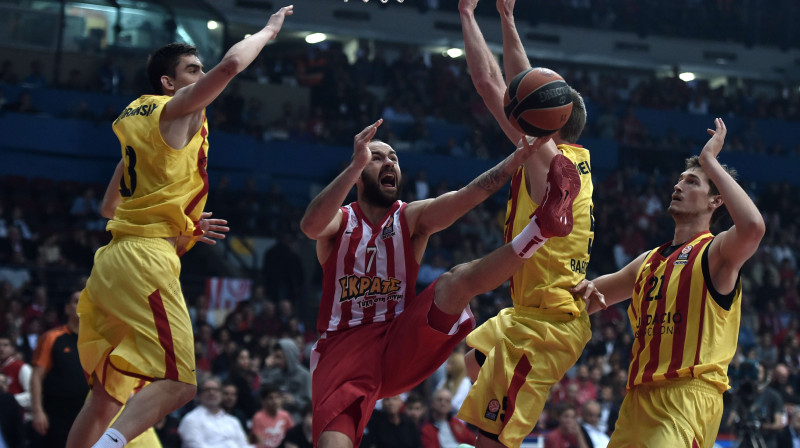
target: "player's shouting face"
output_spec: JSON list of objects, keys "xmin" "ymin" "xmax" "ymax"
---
[{"xmin": 360, "ymin": 141, "xmax": 401, "ymax": 207}]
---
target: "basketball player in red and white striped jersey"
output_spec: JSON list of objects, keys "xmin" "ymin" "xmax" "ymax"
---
[
  {"xmin": 573, "ymin": 119, "xmax": 765, "ymax": 447},
  {"xmin": 302, "ymin": 118, "xmax": 581, "ymax": 448}
]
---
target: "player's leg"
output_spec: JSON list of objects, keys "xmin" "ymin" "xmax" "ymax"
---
[
  {"xmin": 106, "ymin": 379, "xmax": 196, "ymax": 442},
  {"xmin": 434, "ymin": 153, "xmax": 581, "ymax": 315},
  {"xmin": 318, "ymin": 432, "xmax": 353, "ymax": 448},
  {"xmin": 65, "ymin": 374, "xmax": 124, "ymax": 448}
]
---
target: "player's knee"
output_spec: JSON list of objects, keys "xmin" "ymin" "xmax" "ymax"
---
[
  {"xmin": 437, "ymin": 264, "xmax": 470, "ymax": 300},
  {"xmin": 175, "ymin": 382, "xmax": 197, "ymax": 406}
]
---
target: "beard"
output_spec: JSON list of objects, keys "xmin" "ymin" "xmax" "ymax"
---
[{"xmin": 361, "ymin": 172, "xmax": 401, "ymax": 208}]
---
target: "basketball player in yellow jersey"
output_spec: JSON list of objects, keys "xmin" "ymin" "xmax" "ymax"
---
[
  {"xmin": 573, "ymin": 119, "xmax": 765, "ymax": 447},
  {"xmin": 458, "ymin": 0, "xmax": 603, "ymax": 446},
  {"xmin": 66, "ymin": 6, "xmax": 294, "ymax": 448}
]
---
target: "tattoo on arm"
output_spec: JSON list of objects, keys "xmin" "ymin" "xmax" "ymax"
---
[{"xmin": 476, "ymin": 165, "xmax": 509, "ymax": 193}]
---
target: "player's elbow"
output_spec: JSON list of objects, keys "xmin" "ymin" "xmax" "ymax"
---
[
  {"xmin": 740, "ymin": 214, "xmax": 766, "ymax": 243},
  {"xmin": 299, "ymin": 218, "xmax": 321, "ymax": 240},
  {"xmin": 473, "ymin": 76, "xmax": 504, "ymax": 100},
  {"xmin": 217, "ymin": 56, "xmax": 244, "ymax": 78}
]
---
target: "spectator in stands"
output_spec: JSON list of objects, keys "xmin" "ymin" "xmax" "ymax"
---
[
  {"xmin": 220, "ymin": 381, "xmax": 249, "ymax": 432},
  {"xmin": 777, "ymin": 411, "xmax": 800, "ymax": 447},
  {"xmin": 0, "ymin": 332, "xmax": 31, "ymax": 412},
  {"xmin": 404, "ymin": 393, "xmax": 428, "ymax": 430},
  {"xmin": 252, "ymin": 383, "xmax": 295, "ymax": 448},
  {"xmin": 0, "ymin": 372, "xmax": 25, "ymax": 448},
  {"xmin": 227, "ymin": 347, "xmax": 260, "ymax": 418},
  {"xmin": 363, "ymin": 395, "xmax": 421, "ymax": 448},
  {"xmin": 580, "ymin": 400, "xmax": 609, "ymax": 448},
  {"xmin": 435, "ymin": 350, "xmax": 471, "ymax": 414},
  {"xmin": 544, "ymin": 402, "xmax": 592, "ymax": 448},
  {"xmin": 30, "ymin": 291, "xmax": 87, "ymax": 447},
  {"xmin": 260, "ymin": 338, "xmax": 311, "ymax": 423},
  {"xmin": 420, "ymin": 388, "xmax": 475, "ymax": 448},
  {"xmin": 178, "ymin": 377, "xmax": 250, "ymax": 447},
  {"xmin": 280, "ymin": 403, "xmax": 312, "ymax": 448}
]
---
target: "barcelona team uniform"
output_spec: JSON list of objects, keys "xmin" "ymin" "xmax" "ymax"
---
[
  {"xmin": 608, "ymin": 231, "xmax": 741, "ymax": 448},
  {"xmin": 458, "ymin": 144, "xmax": 594, "ymax": 447},
  {"xmin": 77, "ymin": 95, "xmax": 209, "ymax": 404}
]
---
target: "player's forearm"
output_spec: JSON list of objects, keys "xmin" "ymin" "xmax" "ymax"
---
[
  {"xmin": 220, "ymin": 27, "xmax": 279, "ymax": 76},
  {"xmin": 499, "ymin": 11, "xmax": 531, "ymax": 83},
  {"xmin": 700, "ymin": 154, "xmax": 764, "ymax": 237},
  {"xmin": 460, "ymin": 10, "xmax": 524, "ymax": 145},
  {"xmin": 300, "ymin": 163, "xmax": 362, "ymax": 238}
]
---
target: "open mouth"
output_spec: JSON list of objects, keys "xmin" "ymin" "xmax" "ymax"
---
[{"xmin": 380, "ymin": 172, "xmax": 397, "ymax": 188}]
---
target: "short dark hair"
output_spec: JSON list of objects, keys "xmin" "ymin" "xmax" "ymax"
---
[
  {"xmin": 260, "ymin": 383, "xmax": 281, "ymax": 400},
  {"xmin": 0, "ymin": 333, "xmax": 13, "ymax": 346},
  {"xmin": 684, "ymin": 155, "xmax": 738, "ymax": 224},
  {"xmin": 146, "ymin": 42, "xmax": 198, "ymax": 94},
  {"xmin": 558, "ymin": 88, "xmax": 586, "ymax": 144}
]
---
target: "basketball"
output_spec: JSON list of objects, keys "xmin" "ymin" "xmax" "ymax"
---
[{"xmin": 503, "ymin": 67, "xmax": 573, "ymax": 137}]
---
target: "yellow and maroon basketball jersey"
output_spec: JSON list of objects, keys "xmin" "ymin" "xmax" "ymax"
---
[
  {"xmin": 106, "ymin": 95, "xmax": 209, "ymax": 253},
  {"xmin": 504, "ymin": 143, "xmax": 594, "ymax": 316},
  {"xmin": 626, "ymin": 231, "xmax": 741, "ymax": 392}
]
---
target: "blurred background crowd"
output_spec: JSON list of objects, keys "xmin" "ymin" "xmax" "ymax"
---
[{"xmin": 1, "ymin": 0, "xmax": 800, "ymax": 447}]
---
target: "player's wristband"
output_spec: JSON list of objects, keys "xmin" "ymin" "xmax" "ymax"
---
[{"xmin": 511, "ymin": 216, "xmax": 548, "ymax": 259}]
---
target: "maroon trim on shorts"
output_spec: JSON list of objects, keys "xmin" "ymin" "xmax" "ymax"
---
[
  {"xmin": 148, "ymin": 289, "xmax": 179, "ymax": 380},
  {"xmin": 505, "ymin": 354, "xmax": 533, "ymax": 430}
]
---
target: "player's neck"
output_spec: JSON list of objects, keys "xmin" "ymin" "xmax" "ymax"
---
[
  {"xmin": 357, "ymin": 200, "xmax": 392, "ymax": 226},
  {"xmin": 672, "ymin": 223, "xmax": 709, "ymax": 246}
]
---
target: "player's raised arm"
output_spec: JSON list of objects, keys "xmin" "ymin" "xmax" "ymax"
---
[
  {"xmin": 701, "ymin": 118, "xmax": 765, "ymax": 285},
  {"xmin": 459, "ymin": 0, "xmax": 524, "ymax": 145},
  {"xmin": 408, "ymin": 135, "xmax": 549, "ymax": 237},
  {"xmin": 497, "ymin": 0, "xmax": 531, "ymax": 83},
  {"xmin": 300, "ymin": 119, "xmax": 383, "ymax": 241},
  {"xmin": 162, "ymin": 5, "xmax": 293, "ymax": 120}
]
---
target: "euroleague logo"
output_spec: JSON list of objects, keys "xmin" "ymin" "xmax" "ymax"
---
[{"xmin": 485, "ymin": 399, "xmax": 501, "ymax": 421}]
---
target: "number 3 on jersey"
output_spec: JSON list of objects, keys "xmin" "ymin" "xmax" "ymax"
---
[{"xmin": 120, "ymin": 145, "xmax": 137, "ymax": 197}]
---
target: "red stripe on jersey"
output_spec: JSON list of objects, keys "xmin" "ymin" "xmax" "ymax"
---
[
  {"xmin": 183, "ymin": 121, "xmax": 209, "ymax": 216},
  {"xmin": 504, "ymin": 167, "xmax": 523, "ymax": 244},
  {"xmin": 665, "ymin": 238, "xmax": 710, "ymax": 379},
  {"xmin": 692, "ymin": 439, "xmax": 699, "ymax": 448},
  {"xmin": 628, "ymin": 264, "xmax": 657, "ymax": 389},
  {"xmin": 316, "ymin": 207, "xmax": 350, "ymax": 333},
  {"xmin": 694, "ymin": 281, "xmax": 709, "ymax": 366},
  {"xmin": 337, "ymin": 218, "xmax": 363, "ymax": 331},
  {"xmin": 642, "ymin": 258, "xmax": 677, "ymax": 383},
  {"xmin": 505, "ymin": 354, "xmax": 533, "ymax": 429},
  {"xmin": 148, "ymin": 289, "xmax": 179, "ymax": 380}
]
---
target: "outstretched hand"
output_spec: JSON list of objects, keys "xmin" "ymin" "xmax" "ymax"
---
[
  {"xmin": 265, "ymin": 5, "xmax": 294, "ymax": 35},
  {"xmin": 458, "ymin": 0, "xmax": 480, "ymax": 13},
  {"xmin": 353, "ymin": 118, "xmax": 383, "ymax": 169},
  {"xmin": 496, "ymin": 0, "xmax": 517, "ymax": 18},
  {"xmin": 514, "ymin": 134, "xmax": 551, "ymax": 163},
  {"xmin": 699, "ymin": 117, "xmax": 727, "ymax": 162},
  {"xmin": 197, "ymin": 212, "xmax": 229, "ymax": 245},
  {"xmin": 570, "ymin": 279, "xmax": 608, "ymax": 315}
]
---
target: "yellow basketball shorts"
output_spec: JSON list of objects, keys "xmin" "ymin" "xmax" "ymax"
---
[
  {"xmin": 457, "ymin": 308, "xmax": 591, "ymax": 448},
  {"xmin": 77, "ymin": 235, "xmax": 196, "ymax": 404},
  {"xmin": 608, "ymin": 378, "xmax": 723, "ymax": 448}
]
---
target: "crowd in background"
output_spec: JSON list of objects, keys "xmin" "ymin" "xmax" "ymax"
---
[{"xmin": 1, "ymin": 34, "xmax": 800, "ymax": 448}]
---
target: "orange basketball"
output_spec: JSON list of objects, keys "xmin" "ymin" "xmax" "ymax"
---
[{"xmin": 503, "ymin": 67, "xmax": 573, "ymax": 137}]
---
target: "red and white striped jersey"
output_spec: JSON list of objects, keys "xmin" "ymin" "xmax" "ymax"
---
[{"xmin": 317, "ymin": 201, "xmax": 419, "ymax": 333}]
